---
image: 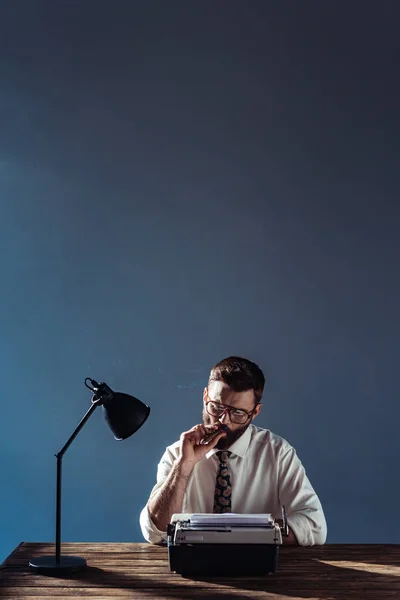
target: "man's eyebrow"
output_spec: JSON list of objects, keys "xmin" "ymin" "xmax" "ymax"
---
[{"xmin": 208, "ymin": 399, "xmax": 248, "ymax": 411}]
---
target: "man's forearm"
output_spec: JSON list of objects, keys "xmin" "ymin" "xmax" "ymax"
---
[
  {"xmin": 148, "ymin": 459, "xmax": 192, "ymax": 532},
  {"xmin": 283, "ymin": 527, "xmax": 298, "ymax": 545}
]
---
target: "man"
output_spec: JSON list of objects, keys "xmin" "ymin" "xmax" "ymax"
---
[{"xmin": 139, "ymin": 356, "xmax": 327, "ymax": 546}]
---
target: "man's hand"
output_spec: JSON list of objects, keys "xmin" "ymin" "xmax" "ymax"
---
[
  {"xmin": 276, "ymin": 519, "xmax": 298, "ymax": 545},
  {"xmin": 148, "ymin": 423, "xmax": 226, "ymax": 532},
  {"xmin": 177, "ymin": 424, "xmax": 227, "ymax": 476}
]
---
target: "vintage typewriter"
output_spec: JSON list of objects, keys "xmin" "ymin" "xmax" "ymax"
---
[{"xmin": 167, "ymin": 509, "xmax": 288, "ymax": 576}]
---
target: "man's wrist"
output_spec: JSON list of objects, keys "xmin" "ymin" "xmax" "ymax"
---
[{"xmin": 174, "ymin": 457, "xmax": 195, "ymax": 479}]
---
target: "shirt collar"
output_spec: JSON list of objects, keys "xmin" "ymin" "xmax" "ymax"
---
[{"xmin": 205, "ymin": 424, "xmax": 252, "ymax": 459}]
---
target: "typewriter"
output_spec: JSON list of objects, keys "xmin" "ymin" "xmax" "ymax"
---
[{"xmin": 167, "ymin": 510, "xmax": 288, "ymax": 576}]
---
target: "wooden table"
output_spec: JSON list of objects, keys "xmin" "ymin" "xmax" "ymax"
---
[{"xmin": 1, "ymin": 542, "xmax": 400, "ymax": 599}]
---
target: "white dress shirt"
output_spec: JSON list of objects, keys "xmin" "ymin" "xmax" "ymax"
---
[{"xmin": 139, "ymin": 424, "xmax": 327, "ymax": 546}]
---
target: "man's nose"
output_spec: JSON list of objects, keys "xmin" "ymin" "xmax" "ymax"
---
[{"xmin": 218, "ymin": 409, "xmax": 231, "ymax": 425}]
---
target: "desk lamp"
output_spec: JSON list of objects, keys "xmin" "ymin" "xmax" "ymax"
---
[{"xmin": 29, "ymin": 378, "xmax": 150, "ymax": 575}]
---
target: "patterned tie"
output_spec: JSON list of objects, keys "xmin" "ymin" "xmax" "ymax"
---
[{"xmin": 213, "ymin": 451, "xmax": 232, "ymax": 513}]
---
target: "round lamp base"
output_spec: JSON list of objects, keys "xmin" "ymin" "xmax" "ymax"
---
[{"xmin": 29, "ymin": 555, "xmax": 87, "ymax": 576}]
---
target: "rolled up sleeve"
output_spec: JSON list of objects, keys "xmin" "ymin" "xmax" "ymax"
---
[
  {"xmin": 278, "ymin": 446, "xmax": 327, "ymax": 546},
  {"xmin": 139, "ymin": 503, "xmax": 168, "ymax": 545}
]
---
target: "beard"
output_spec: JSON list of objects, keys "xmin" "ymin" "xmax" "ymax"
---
[{"xmin": 202, "ymin": 408, "xmax": 250, "ymax": 450}]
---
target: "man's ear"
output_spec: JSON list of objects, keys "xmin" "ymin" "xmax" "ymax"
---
[
  {"xmin": 252, "ymin": 402, "xmax": 262, "ymax": 420},
  {"xmin": 203, "ymin": 387, "xmax": 208, "ymax": 404}
]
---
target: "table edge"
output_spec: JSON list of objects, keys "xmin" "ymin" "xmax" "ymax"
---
[{"xmin": 0, "ymin": 542, "xmax": 25, "ymax": 569}]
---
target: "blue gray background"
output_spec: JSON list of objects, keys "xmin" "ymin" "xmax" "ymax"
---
[{"xmin": 1, "ymin": 1, "xmax": 399, "ymax": 562}]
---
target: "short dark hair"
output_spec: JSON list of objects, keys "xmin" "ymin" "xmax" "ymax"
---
[{"xmin": 208, "ymin": 356, "xmax": 265, "ymax": 404}]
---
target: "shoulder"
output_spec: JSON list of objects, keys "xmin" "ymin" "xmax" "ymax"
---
[{"xmin": 248, "ymin": 424, "xmax": 295, "ymax": 457}]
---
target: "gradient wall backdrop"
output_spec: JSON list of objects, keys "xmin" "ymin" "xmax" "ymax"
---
[{"xmin": 1, "ymin": 1, "xmax": 399, "ymax": 562}]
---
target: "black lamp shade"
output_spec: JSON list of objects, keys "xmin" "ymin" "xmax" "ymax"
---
[{"xmin": 102, "ymin": 392, "xmax": 150, "ymax": 440}]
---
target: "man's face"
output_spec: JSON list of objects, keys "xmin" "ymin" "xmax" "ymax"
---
[{"xmin": 202, "ymin": 381, "xmax": 262, "ymax": 449}]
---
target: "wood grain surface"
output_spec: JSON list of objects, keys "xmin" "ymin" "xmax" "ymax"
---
[{"xmin": 1, "ymin": 542, "xmax": 400, "ymax": 599}]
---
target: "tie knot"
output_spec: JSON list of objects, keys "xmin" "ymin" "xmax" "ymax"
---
[{"xmin": 217, "ymin": 450, "xmax": 231, "ymax": 464}]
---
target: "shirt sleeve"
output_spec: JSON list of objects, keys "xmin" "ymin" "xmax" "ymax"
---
[
  {"xmin": 139, "ymin": 447, "xmax": 176, "ymax": 544},
  {"xmin": 278, "ymin": 445, "xmax": 327, "ymax": 546}
]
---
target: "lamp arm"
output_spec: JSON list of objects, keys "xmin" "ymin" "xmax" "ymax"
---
[
  {"xmin": 56, "ymin": 399, "xmax": 101, "ymax": 459},
  {"xmin": 55, "ymin": 399, "xmax": 101, "ymax": 563}
]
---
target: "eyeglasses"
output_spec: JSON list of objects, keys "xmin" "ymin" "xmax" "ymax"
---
[{"xmin": 205, "ymin": 398, "xmax": 257, "ymax": 425}]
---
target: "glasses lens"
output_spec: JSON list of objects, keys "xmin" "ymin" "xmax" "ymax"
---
[
  {"xmin": 207, "ymin": 402, "xmax": 224, "ymax": 416},
  {"xmin": 230, "ymin": 409, "xmax": 248, "ymax": 424}
]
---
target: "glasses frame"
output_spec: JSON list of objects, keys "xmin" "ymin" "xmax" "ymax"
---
[{"xmin": 205, "ymin": 395, "xmax": 259, "ymax": 425}]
